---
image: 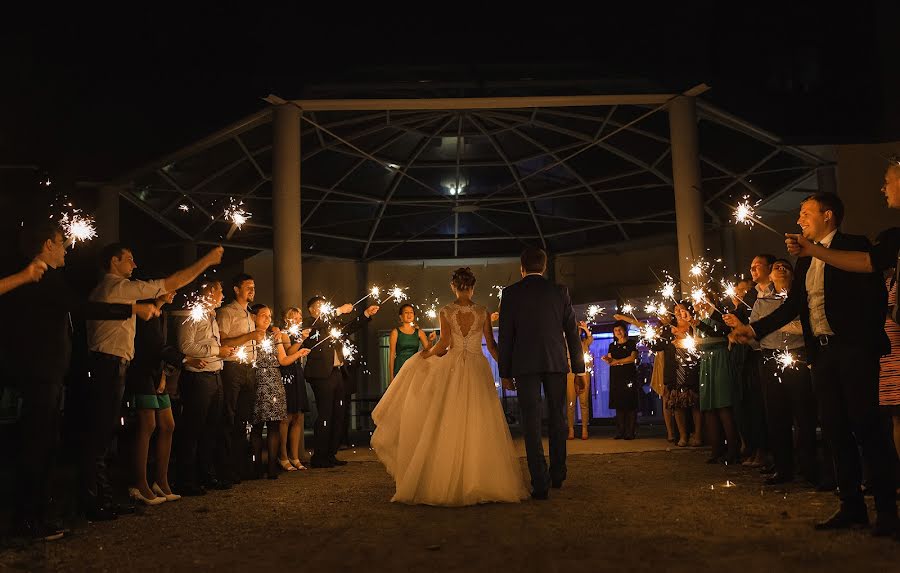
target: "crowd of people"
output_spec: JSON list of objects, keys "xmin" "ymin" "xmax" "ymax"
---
[
  {"xmin": 2, "ymin": 158, "xmax": 900, "ymax": 542},
  {"xmin": 0, "ymin": 212, "xmax": 381, "ymax": 541}
]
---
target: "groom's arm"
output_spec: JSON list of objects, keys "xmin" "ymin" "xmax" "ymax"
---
[
  {"xmin": 498, "ymin": 289, "xmax": 514, "ymax": 379},
  {"xmin": 561, "ymin": 286, "xmax": 585, "ymax": 374}
]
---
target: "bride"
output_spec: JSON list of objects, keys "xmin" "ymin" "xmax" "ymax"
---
[{"xmin": 371, "ymin": 267, "xmax": 528, "ymax": 506}]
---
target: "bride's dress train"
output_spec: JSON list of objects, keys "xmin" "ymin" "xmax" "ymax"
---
[{"xmin": 371, "ymin": 303, "xmax": 528, "ymax": 506}]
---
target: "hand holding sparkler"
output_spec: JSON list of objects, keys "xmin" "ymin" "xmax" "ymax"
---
[
  {"xmin": 23, "ymin": 259, "xmax": 48, "ymax": 283},
  {"xmin": 785, "ymin": 233, "xmax": 816, "ymax": 258},
  {"xmin": 133, "ymin": 303, "xmax": 161, "ymax": 321},
  {"xmin": 727, "ymin": 324, "xmax": 756, "ymax": 346},
  {"xmin": 363, "ymin": 305, "xmax": 380, "ymax": 318}
]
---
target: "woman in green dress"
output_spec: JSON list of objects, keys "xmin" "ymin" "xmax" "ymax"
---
[{"xmin": 389, "ymin": 304, "xmax": 436, "ymax": 382}]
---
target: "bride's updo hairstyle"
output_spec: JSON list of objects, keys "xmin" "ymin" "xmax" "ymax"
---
[{"xmin": 450, "ymin": 267, "xmax": 477, "ymax": 291}]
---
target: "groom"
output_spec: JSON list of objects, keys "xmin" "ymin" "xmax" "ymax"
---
[{"xmin": 499, "ymin": 247, "xmax": 586, "ymax": 499}]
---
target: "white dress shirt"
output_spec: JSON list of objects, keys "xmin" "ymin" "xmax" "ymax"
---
[
  {"xmin": 806, "ymin": 229, "xmax": 837, "ymax": 336},
  {"xmin": 177, "ymin": 312, "xmax": 224, "ymax": 372},
  {"xmin": 216, "ymin": 300, "xmax": 256, "ymax": 362},
  {"xmin": 87, "ymin": 273, "xmax": 166, "ymax": 360}
]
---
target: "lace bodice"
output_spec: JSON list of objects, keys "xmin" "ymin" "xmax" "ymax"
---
[{"xmin": 441, "ymin": 303, "xmax": 487, "ymax": 354}]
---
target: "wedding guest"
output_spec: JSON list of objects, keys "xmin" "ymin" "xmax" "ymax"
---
[
  {"xmin": 83, "ymin": 243, "xmax": 224, "ymax": 519},
  {"xmin": 177, "ymin": 281, "xmax": 233, "ymax": 496},
  {"xmin": 603, "ymin": 321, "xmax": 639, "ymax": 440},
  {"xmin": 249, "ymin": 304, "xmax": 310, "ymax": 479},
  {"xmin": 567, "ymin": 321, "xmax": 593, "ymax": 440},
  {"xmin": 389, "ymin": 304, "xmax": 435, "ymax": 382},
  {"xmin": 278, "ymin": 307, "xmax": 312, "ymax": 470},
  {"xmin": 303, "ymin": 297, "xmax": 379, "ymax": 468},
  {"xmin": 126, "ymin": 292, "xmax": 205, "ymax": 505},
  {"xmin": 217, "ymin": 273, "xmax": 267, "ymax": 483},
  {"xmin": 2, "ymin": 216, "xmax": 157, "ymax": 540}
]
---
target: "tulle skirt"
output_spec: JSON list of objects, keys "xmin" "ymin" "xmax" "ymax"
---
[{"xmin": 371, "ymin": 350, "xmax": 528, "ymax": 506}]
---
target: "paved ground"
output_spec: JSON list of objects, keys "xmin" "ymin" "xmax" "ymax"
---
[{"xmin": 2, "ymin": 428, "xmax": 898, "ymax": 572}]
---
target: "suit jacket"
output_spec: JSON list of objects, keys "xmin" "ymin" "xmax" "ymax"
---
[
  {"xmin": 0, "ymin": 264, "xmax": 133, "ymax": 382},
  {"xmin": 302, "ymin": 310, "xmax": 370, "ymax": 380},
  {"xmin": 751, "ymin": 231, "xmax": 889, "ymax": 363},
  {"xmin": 498, "ymin": 274, "xmax": 584, "ymax": 378}
]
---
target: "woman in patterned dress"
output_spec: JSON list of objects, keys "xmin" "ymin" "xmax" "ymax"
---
[
  {"xmin": 880, "ymin": 276, "xmax": 900, "ymax": 480},
  {"xmin": 250, "ymin": 304, "xmax": 309, "ymax": 479}
]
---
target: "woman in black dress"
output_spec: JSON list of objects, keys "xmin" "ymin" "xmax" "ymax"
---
[
  {"xmin": 278, "ymin": 307, "xmax": 312, "ymax": 471},
  {"xmin": 603, "ymin": 321, "xmax": 639, "ymax": 439}
]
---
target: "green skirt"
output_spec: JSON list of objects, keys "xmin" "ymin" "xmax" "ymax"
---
[{"xmin": 699, "ymin": 343, "xmax": 735, "ymax": 411}]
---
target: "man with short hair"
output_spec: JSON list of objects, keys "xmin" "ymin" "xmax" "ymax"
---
[
  {"xmin": 498, "ymin": 247, "xmax": 585, "ymax": 500},
  {"xmin": 177, "ymin": 280, "xmax": 233, "ymax": 495},
  {"xmin": 82, "ymin": 243, "xmax": 224, "ymax": 520},
  {"xmin": 216, "ymin": 273, "xmax": 266, "ymax": 483},
  {"xmin": 0, "ymin": 216, "xmax": 158, "ymax": 541},
  {"xmin": 730, "ymin": 193, "xmax": 897, "ymax": 537}
]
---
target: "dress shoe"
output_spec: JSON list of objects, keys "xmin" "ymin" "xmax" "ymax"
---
[
  {"xmin": 551, "ymin": 479, "xmax": 564, "ymax": 489},
  {"xmin": 871, "ymin": 514, "xmax": 899, "ymax": 537},
  {"xmin": 531, "ymin": 490, "xmax": 549, "ymax": 500},
  {"xmin": 178, "ymin": 485, "xmax": 208, "ymax": 497},
  {"xmin": 814, "ymin": 507, "xmax": 869, "ymax": 531},
  {"xmin": 128, "ymin": 487, "xmax": 166, "ymax": 506},
  {"xmin": 11, "ymin": 520, "xmax": 66, "ymax": 542},
  {"xmin": 203, "ymin": 478, "xmax": 233, "ymax": 491},
  {"xmin": 310, "ymin": 457, "xmax": 335, "ymax": 469},
  {"xmin": 764, "ymin": 473, "xmax": 793, "ymax": 486},
  {"xmin": 152, "ymin": 483, "xmax": 182, "ymax": 501},
  {"xmin": 329, "ymin": 456, "xmax": 348, "ymax": 466}
]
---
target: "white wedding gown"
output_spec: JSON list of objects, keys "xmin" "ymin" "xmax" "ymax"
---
[{"xmin": 371, "ymin": 303, "xmax": 528, "ymax": 506}]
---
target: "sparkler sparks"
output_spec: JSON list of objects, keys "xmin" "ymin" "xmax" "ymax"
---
[
  {"xmin": 224, "ymin": 198, "xmax": 251, "ymax": 229},
  {"xmin": 586, "ymin": 305, "xmax": 605, "ymax": 322},
  {"xmin": 379, "ymin": 285, "xmax": 408, "ymax": 305},
  {"xmin": 178, "ymin": 204, "xmax": 190, "ymax": 213},
  {"xmin": 183, "ymin": 292, "xmax": 213, "ymax": 324},
  {"xmin": 640, "ymin": 324, "xmax": 659, "ymax": 345},
  {"xmin": 492, "ymin": 285, "xmax": 505, "ymax": 301},
  {"xmin": 731, "ymin": 196, "xmax": 782, "ymax": 236},
  {"xmin": 235, "ymin": 347, "xmax": 249, "ymax": 364},
  {"xmin": 259, "ymin": 337, "xmax": 273, "ymax": 354},
  {"xmin": 287, "ymin": 323, "xmax": 301, "ymax": 338},
  {"xmin": 59, "ymin": 211, "xmax": 97, "ymax": 247},
  {"xmin": 660, "ymin": 281, "xmax": 676, "ymax": 301},
  {"xmin": 621, "ymin": 303, "xmax": 635, "ymax": 315}
]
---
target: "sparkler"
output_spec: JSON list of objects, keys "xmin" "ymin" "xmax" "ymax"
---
[
  {"xmin": 732, "ymin": 197, "xmax": 782, "ymax": 236},
  {"xmin": 585, "ymin": 304, "xmax": 605, "ymax": 322},
  {"xmin": 311, "ymin": 300, "xmax": 336, "ymax": 326},
  {"xmin": 379, "ymin": 285, "xmax": 408, "ymax": 305},
  {"xmin": 660, "ymin": 280, "xmax": 677, "ymax": 301},
  {"xmin": 640, "ymin": 324, "xmax": 659, "ymax": 345},
  {"xmin": 491, "ymin": 285, "xmax": 505, "ymax": 301},
  {"xmin": 259, "ymin": 337, "xmax": 274, "ymax": 354},
  {"xmin": 234, "ymin": 346, "xmax": 250, "ymax": 364},
  {"xmin": 353, "ymin": 285, "xmax": 381, "ymax": 306},
  {"xmin": 583, "ymin": 352, "xmax": 594, "ymax": 374},
  {"xmin": 224, "ymin": 198, "xmax": 251, "ymax": 230},
  {"xmin": 342, "ymin": 341, "xmax": 358, "ymax": 362},
  {"xmin": 178, "ymin": 204, "xmax": 190, "ymax": 213},
  {"xmin": 286, "ymin": 323, "xmax": 301, "ymax": 338},
  {"xmin": 59, "ymin": 210, "xmax": 97, "ymax": 247},
  {"xmin": 182, "ymin": 291, "xmax": 213, "ymax": 324},
  {"xmin": 770, "ymin": 348, "xmax": 803, "ymax": 372},
  {"xmin": 311, "ymin": 327, "xmax": 343, "ymax": 350},
  {"xmin": 721, "ymin": 279, "xmax": 753, "ymax": 310}
]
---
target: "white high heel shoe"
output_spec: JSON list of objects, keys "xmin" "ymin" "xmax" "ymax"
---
[
  {"xmin": 152, "ymin": 483, "xmax": 182, "ymax": 501},
  {"xmin": 129, "ymin": 487, "xmax": 167, "ymax": 506}
]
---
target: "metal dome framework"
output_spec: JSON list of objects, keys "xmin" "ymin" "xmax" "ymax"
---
[{"xmin": 116, "ymin": 91, "xmax": 830, "ymax": 261}]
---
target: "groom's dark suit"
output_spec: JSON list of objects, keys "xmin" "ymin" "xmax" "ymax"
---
[{"xmin": 498, "ymin": 273, "xmax": 585, "ymax": 494}]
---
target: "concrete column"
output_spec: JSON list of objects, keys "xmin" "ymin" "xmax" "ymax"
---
[
  {"xmin": 817, "ymin": 165, "xmax": 837, "ymax": 195},
  {"xmin": 668, "ymin": 96, "xmax": 705, "ymax": 296},
  {"xmin": 272, "ymin": 104, "xmax": 302, "ymax": 318},
  {"xmin": 96, "ymin": 185, "xmax": 120, "ymax": 244}
]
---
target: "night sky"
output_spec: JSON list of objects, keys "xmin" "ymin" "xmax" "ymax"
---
[{"xmin": 1, "ymin": 7, "xmax": 897, "ymax": 188}]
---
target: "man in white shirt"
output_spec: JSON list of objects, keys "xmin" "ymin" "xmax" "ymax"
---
[
  {"xmin": 730, "ymin": 193, "xmax": 897, "ymax": 537},
  {"xmin": 216, "ymin": 273, "xmax": 266, "ymax": 483},
  {"xmin": 82, "ymin": 243, "xmax": 223, "ymax": 520},
  {"xmin": 176, "ymin": 280, "xmax": 234, "ymax": 495}
]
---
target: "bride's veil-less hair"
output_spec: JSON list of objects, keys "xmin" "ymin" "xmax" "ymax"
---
[{"xmin": 450, "ymin": 267, "xmax": 476, "ymax": 291}]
